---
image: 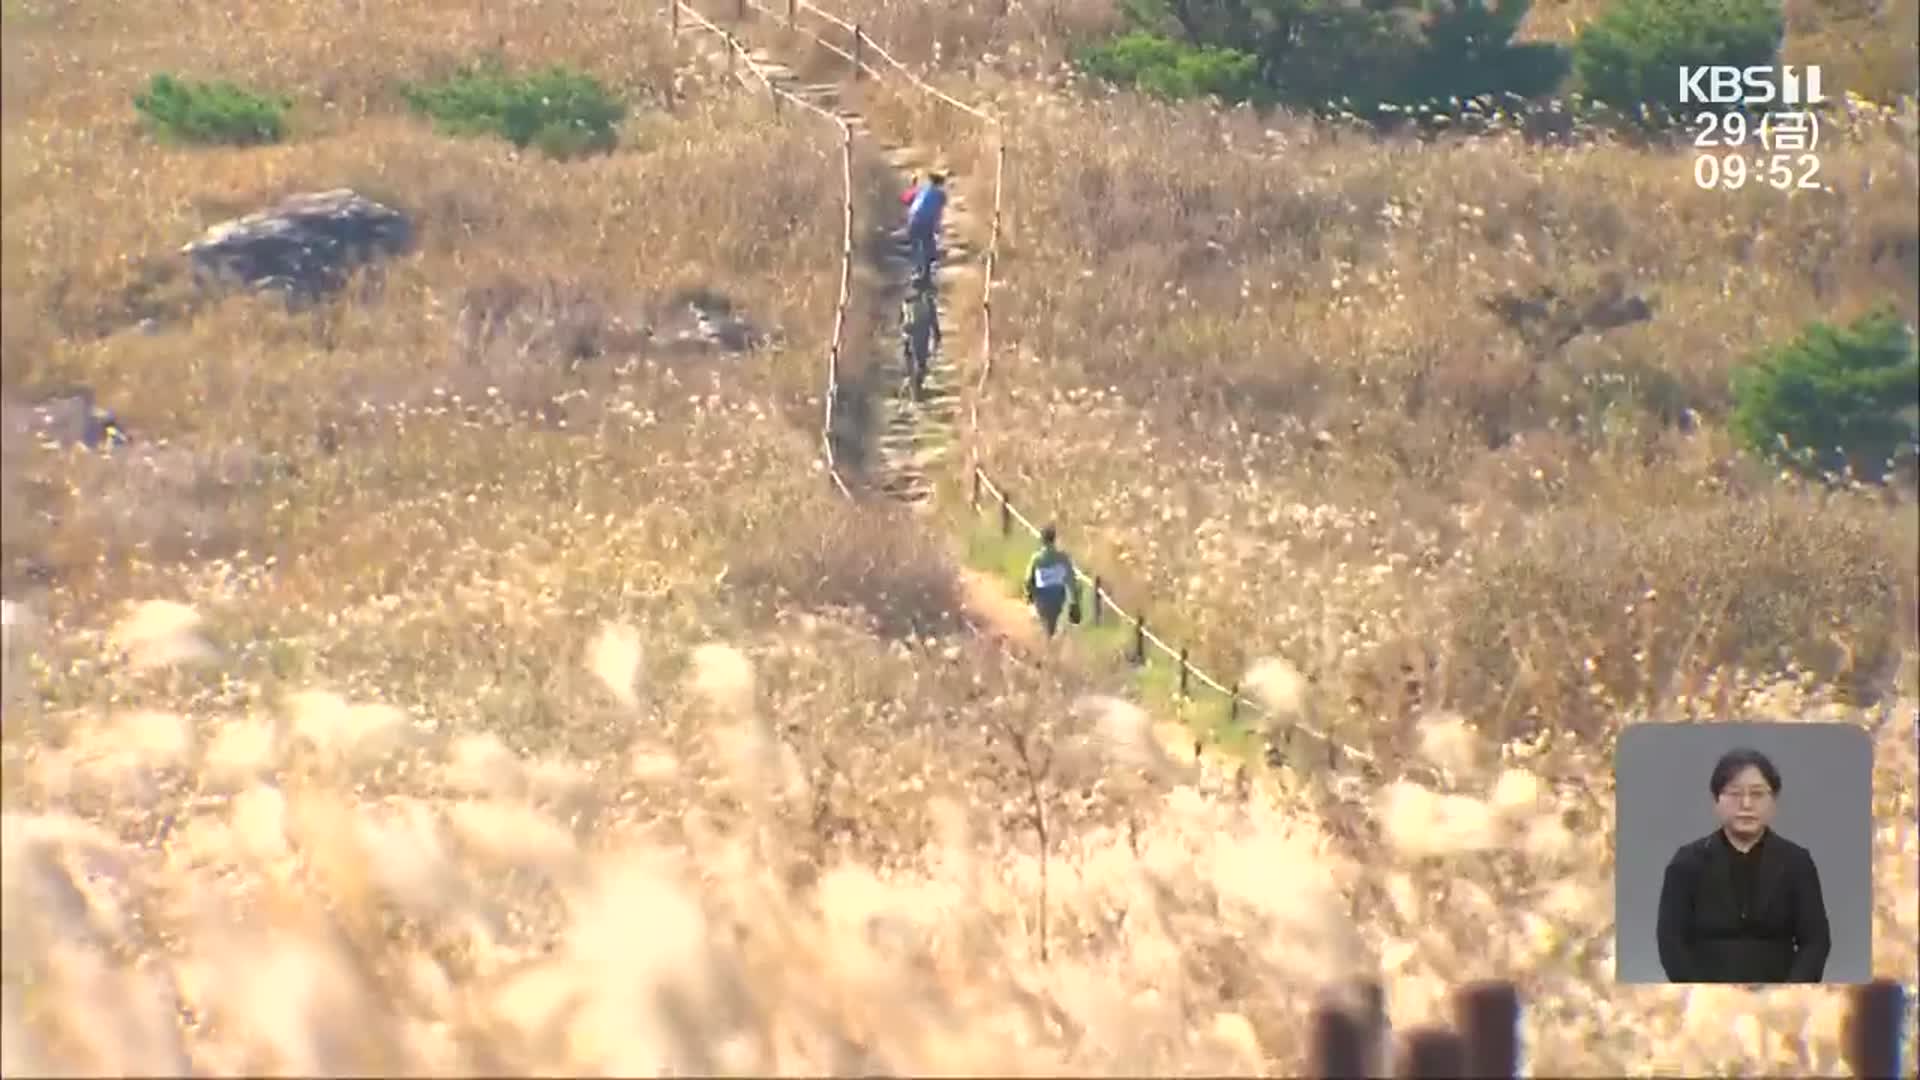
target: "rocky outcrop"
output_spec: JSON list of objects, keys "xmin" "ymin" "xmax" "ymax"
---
[
  {"xmin": 452, "ymin": 280, "xmax": 777, "ymax": 367},
  {"xmin": 1482, "ymin": 275, "xmax": 1656, "ymax": 352},
  {"xmin": 4, "ymin": 387, "xmax": 129, "ymax": 451},
  {"xmin": 182, "ymin": 189, "xmax": 412, "ymax": 295},
  {"xmin": 658, "ymin": 287, "xmax": 770, "ymax": 354}
]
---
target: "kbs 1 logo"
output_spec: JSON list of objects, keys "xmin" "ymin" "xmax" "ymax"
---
[
  {"xmin": 1679, "ymin": 65, "xmax": 1826, "ymax": 107},
  {"xmin": 1682, "ymin": 65, "xmax": 1830, "ymax": 193}
]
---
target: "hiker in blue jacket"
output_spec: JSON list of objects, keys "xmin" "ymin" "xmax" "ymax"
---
[{"xmin": 904, "ymin": 172, "xmax": 947, "ymax": 282}]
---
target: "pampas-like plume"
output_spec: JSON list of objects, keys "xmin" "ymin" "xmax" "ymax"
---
[
  {"xmin": 587, "ymin": 622, "xmax": 645, "ymax": 710},
  {"xmin": 200, "ymin": 926, "xmax": 408, "ymax": 1075},
  {"xmin": 1415, "ymin": 711, "xmax": 1482, "ymax": 776},
  {"xmin": 562, "ymin": 848, "xmax": 752, "ymax": 1075},
  {"xmin": 688, "ymin": 642, "xmax": 756, "ymax": 717},
  {"xmin": 284, "ymin": 690, "xmax": 417, "ymax": 766},
  {"xmin": 66, "ymin": 710, "xmax": 196, "ymax": 800},
  {"xmin": 1242, "ymin": 657, "xmax": 1307, "ymax": 720},
  {"xmin": 229, "ymin": 783, "xmax": 294, "ymax": 865},
  {"xmin": 1075, "ymin": 695, "xmax": 1188, "ymax": 783},
  {"xmin": 1, "ymin": 812, "xmax": 130, "ymax": 953},
  {"xmin": 355, "ymin": 798, "xmax": 467, "ymax": 920},
  {"xmin": 1489, "ymin": 768, "xmax": 1544, "ymax": 817},
  {"xmin": 1379, "ymin": 781, "xmax": 1501, "ymax": 856},
  {"xmin": 687, "ymin": 643, "xmax": 802, "ymax": 802},
  {"xmin": 110, "ymin": 600, "xmax": 215, "ymax": 670},
  {"xmin": 441, "ymin": 732, "xmax": 528, "ymax": 798},
  {"xmin": 108, "ymin": 709, "xmax": 197, "ymax": 768},
  {"xmin": 445, "ymin": 799, "xmax": 580, "ymax": 879},
  {"xmin": 1, "ymin": 598, "xmax": 39, "ymax": 721},
  {"xmin": 202, "ymin": 715, "xmax": 289, "ymax": 791}
]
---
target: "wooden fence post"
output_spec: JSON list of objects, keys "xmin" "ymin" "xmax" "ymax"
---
[
  {"xmin": 1177, "ymin": 647, "xmax": 1190, "ymax": 697},
  {"xmin": 1357, "ymin": 978, "xmax": 1389, "ymax": 1077},
  {"xmin": 736, "ymin": 0, "xmax": 746, "ymax": 20},
  {"xmin": 1308, "ymin": 1001, "xmax": 1366, "ymax": 1080},
  {"xmin": 1327, "ymin": 734, "xmax": 1339, "ymax": 768},
  {"xmin": 1090, "ymin": 576, "xmax": 1103, "ymax": 624},
  {"xmin": 1131, "ymin": 615, "xmax": 1146, "ymax": 666},
  {"xmin": 787, "ymin": 0, "xmax": 796, "ymax": 28},
  {"xmin": 1845, "ymin": 979, "xmax": 1907, "ymax": 1079},
  {"xmin": 1228, "ymin": 681, "xmax": 1240, "ymax": 724},
  {"xmin": 771, "ymin": 80, "xmax": 781, "ymax": 115},
  {"xmin": 998, "ymin": 490, "xmax": 1012, "ymax": 535},
  {"xmin": 852, "ymin": 24, "xmax": 863, "ymax": 78},
  {"xmin": 1395, "ymin": 1027, "xmax": 1466, "ymax": 1080},
  {"xmin": 670, "ymin": 0, "xmax": 679, "ymax": 37},
  {"xmin": 971, "ymin": 468, "xmax": 982, "ymax": 509},
  {"xmin": 1453, "ymin": 981, "xmax": 1519, "ymax": 1079}
]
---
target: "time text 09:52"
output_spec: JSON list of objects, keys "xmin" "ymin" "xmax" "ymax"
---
[{"xmin": 1691, "ymin": 110, "xmax": 1825, "ymax": 192}]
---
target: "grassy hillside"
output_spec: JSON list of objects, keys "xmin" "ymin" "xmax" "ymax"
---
[
  {"xmin": 810, "ymin": 0, "xmax": 1920, "ymax": 100},
  {"xmin": 816, "ymin": 0, "xmax": 1920, "ymax": 102},
  {"xmin": 830, "ymin": 0, "xmax": 1919, "ymax": 748},
  {"xmin": 891, "ymin": 81, "xmax": 1918, "ymax": 747},
  {"xmin": 2, "ymin": 0, "xmax": 1917, "ymax": 1074}
]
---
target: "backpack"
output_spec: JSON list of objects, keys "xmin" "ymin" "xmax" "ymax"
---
[
  {"xmin": 902, "ymin": 291, "xmax": 935, "ymax": 334},
  {"xmin": 1031, "ymin": 550, "xmax": 1072, "ymax": 590}
]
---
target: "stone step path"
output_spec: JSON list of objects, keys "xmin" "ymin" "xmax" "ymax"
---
[{"xmin": 725, "ymin": 40, "xmax": 982, "ymax": 511}]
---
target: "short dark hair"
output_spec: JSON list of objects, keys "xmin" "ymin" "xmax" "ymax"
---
[
  {"xmin": 1040, "ymin": 523, "xmax": 1057, "ymax": 545},
  {"xmin": 1709, "ymin": 747, "xmax": 1782, "ymax": 798}
]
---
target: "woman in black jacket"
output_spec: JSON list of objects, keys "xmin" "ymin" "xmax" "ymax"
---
[{"xmin": 1655, "ymin": 747, "xmax": 1832, "ymax": 983}]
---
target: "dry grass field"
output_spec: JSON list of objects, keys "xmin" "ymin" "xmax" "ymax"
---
[
  {"xmin": 833, "ymin": 1, "xmax": 1920, "ymax": 746},
  {"xmin": 3, "ymin": 0, "xmax": 1918, "ymax": 1075},
  {"xmin": 942, "ymin": 84, "xmax": 1919, "ymax": 740}
]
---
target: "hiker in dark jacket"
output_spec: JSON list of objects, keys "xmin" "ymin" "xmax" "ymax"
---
[
  {"xmin": 1022, "ymin": 524, "xmax": 1083, "ymax": 638},
  {"xmin": 900, "ymin": 275, "xmax": 942, "ymax": 399}
]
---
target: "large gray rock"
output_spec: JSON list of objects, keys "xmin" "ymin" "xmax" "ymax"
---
[
  {"xmin": 182, "ymin": 189, "xmax": 412, "ymax": 295},
  {"xmin": 655, "ymin": 287, "xmax": 775, "ymax": 354},
  {"xmin": 452, "ymin": 281, "xmax": 779, "ymax": 368},
  {"xmin": 4, "ymin": 386, "xmax": 129, "ymax": 451},
  {"xmin": 1481, "ymin": 275, "xmax": 1655, "ymax": 351}
]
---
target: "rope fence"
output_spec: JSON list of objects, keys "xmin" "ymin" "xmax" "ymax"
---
[
  {"xmin": 754, "ymin": 1, "xmax": 1009, "ymax": 454},
  {"xmin": 968, "ymin": 465, "xmax": 1436, "ymax": 780},
  {"xmin": 666, "ymin": 4, "xmax": 1920, "ymax": 787},
  {"xmin": 766, "ymin": 2, "xmax": 1400, "ymax": 775},
  {"xmin": 654, "ymin": 10, "xmax": 1914, "ymax": 1074},
  {"xmin": 692, "ymin": 0, "xmax": 1009, "ymax": 497},
  {"xmin": 670, "ymin": 0, "xmax": 854, "ymax": 497},
  {"xmin": 663, "ymin": 3, "xmax": 1904, "ymax": 800},
  {"xmin": 704, "ymin": 0, "xmax": 1450, "ymax": 779},
  {"xmin": 711, "ymin": 8, "xmax": 1920, "ymax": 776}
]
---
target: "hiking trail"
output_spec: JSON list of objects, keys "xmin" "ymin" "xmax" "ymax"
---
[
  {"xmin": 681, "ymin": 19, "xmax": 1037, "ymax": 649},
  {"xmin": 955, "ymin": 565, "xmax": 1044, "ymax": 651},
  {"xmin": 710, "ymin": 40, "xmax": 982, "ymax": 511}
]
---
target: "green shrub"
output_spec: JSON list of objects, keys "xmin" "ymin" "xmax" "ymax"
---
[
  {"xmin": 1572, "ymin": 0, "xmax": 1784, "ymax": 116},
  {"xmin": 1073, "ymin": 31, "xmax": 1265, "ymax": 105},
  {"xmin": 402, "ymin": 58, "xmax": 625, "ymax": 159},
  {"xmin": 132, "ymin": 73, "xmax": 290, "ymax": 146},
  {"xmin": 1395, "ymin": 1, "xmax": 1571, "ymax": 104},
  {"xmin": 1730, "ymin": 305, "xmax": 1920, "ymax": 482},
  {"xmin": 1076, "ymin": 2, "xmax": 1569, "ymax": 113}
]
